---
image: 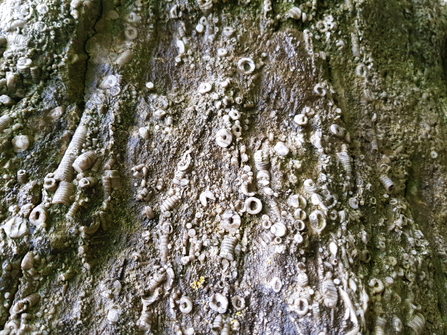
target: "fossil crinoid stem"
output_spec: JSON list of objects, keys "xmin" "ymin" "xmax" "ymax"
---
[{"xmin": 54, "ymin": 121, "xmax": 88, "ymax": 182}]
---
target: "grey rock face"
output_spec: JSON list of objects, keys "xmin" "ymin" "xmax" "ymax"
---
[{"xmin": 0, "ymin": 0, "xmax": 446, "ymax": 334}]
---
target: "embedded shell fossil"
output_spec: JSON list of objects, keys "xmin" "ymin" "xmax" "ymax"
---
[{"xmin": 215, "ymin": 129, "xmax": 233, "ymax": 148}]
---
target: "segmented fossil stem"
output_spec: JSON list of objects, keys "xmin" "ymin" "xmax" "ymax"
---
[{"xmin": 54, "ymin": 122, "xmax": 87, "ymax": 182}]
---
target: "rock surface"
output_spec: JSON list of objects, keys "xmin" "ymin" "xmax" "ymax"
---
[{"xmin": 0, "ymin": 0, "xmax": 446, "ymax": 334}]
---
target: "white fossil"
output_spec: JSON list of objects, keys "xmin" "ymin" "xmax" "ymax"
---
[
  {"xmin": 73, "ymin": 151, "xmax": 97, "ymax": 173},
  {"xmin": 12, "ymin": 135, "xmax": 31, "ymax": 152},
  {"xmin": 198, "ymin": 82, "xmax": 212, "ymax": 94},
  {"xmin": 29, "ymin": 205, "xmax": 47, "ymax": 228},
  {"xmin": 271, "ymin": 222, "xmax": 287, "ymax": 237},
  {"xmin": 274, "ymin": 142, "xmax": 289, "ymax": 156},
  {"xmin": 231, "ymin": 295, "xmax": 245, "ymax": 310},
  {"xmin": 199, "ymin": 191, "xmax": 215, "ymax": 207},
  {"xmin": 52, "ymin": 181, "xmax": 75, "ymax": 206},
  {"xmin": 3, "ymin": 216, "xmax": 28, "ymax": 238},
  {"xmin": 237, "ymin": 57, "xmax": 255, "ymax": 75},
  {"xmin": 322, "ymin": 273, "xmax": 338, "ymax": 308},
  {"xmin": 219, "ymin": 235, "xmax": 237, "ymax": 260},
  {"xmin": 245, "ymin": 197, "xmax": 262, "ymax": 215},
  {"xmin": 269, "ymin": 276, "xmax": 283, "ymax": 293},
  {"xmin": 221, "ymin": 211, "xmax": 241, "ymax": 232},
  {"xmin": 288, "ymin": 7, "xmax": 302, "ymax": 20},
  {"xmin": 309, "ymin": 210, "xmax": 326, "ymax": 234},
  {"xmin": 178, "ymin": 296, "xmax": 193, "ymax": 314},
  {"xmin": 294, "ymin": 114, "xmax": 308, "ymax": 126},
  {"xmin": 209, "ymin": 293, "xmax": 228, "ymax": 313},
  {"xmin": 215, "ymin": 128, "xmax": 233, "ymax": 148}
]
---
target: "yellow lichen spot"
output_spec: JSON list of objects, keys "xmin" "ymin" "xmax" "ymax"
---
[
  {"xmin": 267, "ymin": 257, "xmax": 272, "ymax": 265},
  {"xmin": 190, "ymin": 276, "xmax": 205, "ymax": 290}
]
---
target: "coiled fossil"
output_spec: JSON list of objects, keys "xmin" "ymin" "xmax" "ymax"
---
[
  {"xmin": 294, "ymin": 297, "xmax": 309, "ymax": 316},
  {"xmin": 221, "ymin": 211, "xmax": 241, "ymax": 232},
  {"xmin": 288, "ymin": 194, "xmax": 307, "ymax": 209},
  {"xmin": 337, "ymin": 145, "xmax": 352, "ymax": 175},
  {"xmin": 30, "ymin": 66, "xmax": 41, "ymax": 83},
  {"xmin": 215, "ymin": 128, "xmax": 233, "ymax": 148},
  {"xmin": 237, "ymin": 57, "xmax": 255, "ymax": 75},
  {"xmin": 102, "ymin": 170, "xmax": 121, "ymax": 200},
  {"xmin": 66, "ymin": 201, "xmax": 80, "ymax": 219},
  {"xmin": 374, "ymin": 316, "xmax": 386, "ymax": 335},
  {"xmin": 379, "ymin": 174, "xmax": 394, "ymax": 193},
  {"xmin": 288, "ymin": 7, "xmax": 302, "ymax": 20},
  {"xmin": 159, "ymin": 234, "xmax": 169, "ymax": 264},
  {"xmin": 297, "ymin": 272, "xmax": 309, "ymax": 287},
  {"xmin": 17, "ymin": 169, "xmax": 27, "ymax": 184},
  {"xmin": 407, "ymin": 313, "xmax": 425, "ymax": 335},
  {"xmin": 72, "ymin": 150, "xmax": 97, "ymax": 173},
  {"xmin": 293, "ymin": 209, "xmax": 307, "ymax": 221},
  {"xmin": 52, "ymin": 181, "xmax": 75, "ymax": 206},
  {"xmin": 160, "ymin": 193, "xmax": 181, "ymax": 213},
  {"xmin": 178, "ymin": 296, "xmax": 193, "ymax": 314},
  {"xmin": 245, "ymin": 197, "xmax": 262, "ymax": 215},
  {"xmin": 209, "ymin": 293, "xmax": 228, "ymax": 313},
  {"xmin": 330, "ymin": 124, "xmax": 345, "ymax": 138},
  {"xmin": 219, "ymin": 235, "xmax": 237, "ymax": 261},
  {"xmin": 309, "ymin": 210, "xmax": 326, "ymax": 234},
  {"xmin": 254, "ymin": 150, "xmax": 270, "ymax": 171},
  {"xmin": 12, "ymin": 293, "xmax": 40, "ymax": 313},
  {"xmin": 212, "ymin": 314, "xmax": 223, "ymax": 331},
  {"xmin": 54, "ymin": 123, "xmax": 87, "ymax": 182},
  {"xmin": 322, "ymin": 274, "xmax": 338, "ymax": 308},
  {"xmin": 231, "ymin": 295, "xmax": 245, "ymax": 311},
  {"xmin": 197, "ymin": 0, "xmax": 213, "ymax": 15},
  {"xmin": 303, "ymin": 179, "xmax": 317, "ymax": 195},
  {"xmin": 29, "ymin": 205, "xmax": 47, "ymax": 228},
  {"xmin": 369, "ymin": 278, "xmax": 384, "ymax": 294},
  {"xmin": 270, "ymin": 276, "xmax": 282, "ymax": 293}
]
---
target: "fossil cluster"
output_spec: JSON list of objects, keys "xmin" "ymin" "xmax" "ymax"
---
[{"xmin": 0, "ymin": 0, "xmax": 446, "ymax": 334}]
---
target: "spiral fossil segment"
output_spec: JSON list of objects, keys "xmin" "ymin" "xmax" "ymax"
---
[
  {"xmin": 54, "ymin": 122, "xmax": 88, "ymax": 182},
  {"xmin": 52, "ymin": 181, "xmax": 75, "ymax": 206},
  {"xmin": 219, "ymin": 235, "xmax": 237, "ymax": 261},
  {"xmin": 379, "ymin": 174, "xmax": 395, "ymax": 193},
  {"xmin": 160, "ymin": 193, "xmax": 181, "ymax": 213},
  {"xmin": 407, "ymin": 313, "xmax": 425, "ymax": 334},
  {"xmin": 288, "ymin": 7, "xmax": 302, "ymax": 20},
  {"xmin": 212, "ymin": 314, "xmax": 223, "ymax": 331},
  {"xmin": 254, "ymin": 150, "xmax": 270, "ymax": 171},
  {"xmin": 72, "ymin": 151, "xmax": 97, "ymax": 173},
  {"xmin": 16, "ymin": 169, "xmax": 27, "ymax": 184}
]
